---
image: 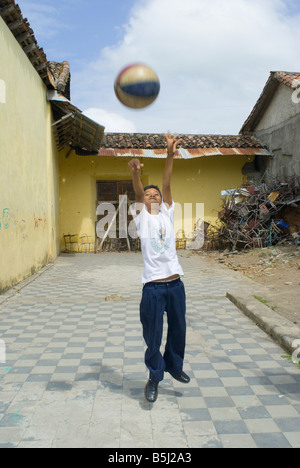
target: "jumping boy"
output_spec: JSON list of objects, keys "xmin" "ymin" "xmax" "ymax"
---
[{"xmin": 128, "ymin": 132, "xmax": 190, "ymax": 403}]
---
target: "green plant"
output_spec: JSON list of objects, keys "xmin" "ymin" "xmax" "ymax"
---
[{"xmin": 253, "ymin": 295, "xmax": 277, "ymax": 311}]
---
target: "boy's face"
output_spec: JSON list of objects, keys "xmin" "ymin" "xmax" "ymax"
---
[{"xmin": 144, "ymin": 188, "xmax": 162, "ymax": 213}]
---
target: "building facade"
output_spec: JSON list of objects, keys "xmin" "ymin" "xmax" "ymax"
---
[
  {"xmin": 0, "ymin": 0, "xmax": 104, "ymax": 292},
  {"xmin": 0, "ymin": 12, "xmax": 60, "ymax": 293},
  {"xmin": 2, "ymin": 1, "xmax": 283, "ymax": 293},
  {"xmin": 59, "ymin": 134, "xmax": 269, "ymax": 251},
  {"xmin": 241, "ymin": 71, "xmax": 300, "ymax": 181}
]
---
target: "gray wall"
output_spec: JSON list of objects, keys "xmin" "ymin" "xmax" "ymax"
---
[
  {"xmin": 253, "ymin": 84, "xmax": 300, "ymax": 181},
  {"xmin": 255, "ymin": 113, "xmax": 300, "ymax": 180}
]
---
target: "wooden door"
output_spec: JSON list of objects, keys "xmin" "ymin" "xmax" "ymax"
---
[{"xmin": 96, "ymin": 180, "xmax": 137, "ymax": 250}]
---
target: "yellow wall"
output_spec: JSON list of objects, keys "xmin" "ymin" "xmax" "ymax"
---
[
  {"xmin": 59, "ymin": 150, "xmax": 252, "ymax": 249},
  {"xmin": 0, "ymin": 18, "xmax": 60, "ymax": 292}
]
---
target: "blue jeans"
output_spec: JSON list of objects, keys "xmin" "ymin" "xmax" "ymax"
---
[{"xmin": 140, "ymin": 278, "xmax": 186, "ymax": 383}]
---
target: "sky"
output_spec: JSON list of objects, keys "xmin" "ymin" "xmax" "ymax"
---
[{"xmin": 16, "ymin": 0, "xmax": 300, "ymax": 135}]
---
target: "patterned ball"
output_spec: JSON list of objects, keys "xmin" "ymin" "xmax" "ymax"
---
[{"xmin": 114, "ymin": 63, "xmax": 160, "ymax": 109}]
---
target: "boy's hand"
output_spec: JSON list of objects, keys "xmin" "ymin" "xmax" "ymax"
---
[
  {"xmin": 128, "ymin": 158, "xmax": 144, "ymax": 174},
  {"xmin": 128, "ymin": 159, "xmax": 145, "ymax": 205},
  {"xmin": 165, "ymin": 132, "xmax": 182, "ymax": 157}
]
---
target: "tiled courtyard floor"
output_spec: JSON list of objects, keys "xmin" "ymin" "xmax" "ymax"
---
[{"xmin": 0, "ymin": 252, "xmax": 300, "ymax": 448}]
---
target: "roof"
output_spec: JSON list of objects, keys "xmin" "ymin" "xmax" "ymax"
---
[
  {"xmin": 49, "ymin": 95, "xmax": 105, "ymax": 155},
  {"xmin": 1, "ymin": 0, "xmax": 105, "ymax": 154},
  {"xmin": 240, "ymin": 71, "xmax": 300, "ymax": 134},
  {"xmin": 47, "ymin": 61, "xmax": 71, "ymax": 101},
  {"xmin": 98, "ymin": 133, "xmax": 270, "ymax": 159},
  {"xmin": 0, "ymin": 0, "xmax": 72, "ymax": 99}
]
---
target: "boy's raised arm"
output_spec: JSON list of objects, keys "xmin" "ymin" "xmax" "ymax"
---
[
  {"xmin": 128, "ymin": 158, "xmax": 145, "ymax": 212},
  {"xmin": 162, "ymin": 133, "xmax": 182, "ymax": 207}
]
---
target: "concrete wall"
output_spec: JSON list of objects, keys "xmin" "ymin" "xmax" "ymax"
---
[
  {"xmin": 59, "ymin": 149, "xmax": 253, "ymax": 249},
  {"xmin": 254, "ymin": 83, "xmax": 300, "ymax": 180},
  {"xmin": 0, "ymin": 18, "xmax": 60, "ymax": 293}
]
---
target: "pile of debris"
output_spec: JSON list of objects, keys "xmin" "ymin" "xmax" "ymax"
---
[{"xmin": 205, "ymin": 176, "xmax": 300, "ymax": 251}]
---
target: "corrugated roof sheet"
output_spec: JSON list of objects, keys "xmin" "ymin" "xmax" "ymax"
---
[{"xmin": 98, "ymin": 147, "xmax": 269, "ymax": 159}]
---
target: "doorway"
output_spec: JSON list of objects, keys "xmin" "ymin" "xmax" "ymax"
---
[{"xmin": 96, "ymin": 180, "xmax": 138, "ymax": 251}]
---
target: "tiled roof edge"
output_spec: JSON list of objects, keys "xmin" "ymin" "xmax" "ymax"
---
[{"xmin": 100, "ymin": 133, "xmax": 264, "ymax": 150}]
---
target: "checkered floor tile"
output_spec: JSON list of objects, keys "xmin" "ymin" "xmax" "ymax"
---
[{"xmin": 0, "ymin": 253, "xmax": 300, "ymax": 448}]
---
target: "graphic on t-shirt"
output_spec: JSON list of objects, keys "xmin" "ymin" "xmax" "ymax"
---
[{"xmin": 150, "ymin": 215, "xmax": 171, "ymax": 255}]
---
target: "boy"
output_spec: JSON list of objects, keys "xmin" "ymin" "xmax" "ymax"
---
[{"xmin": 128, "ymin": 133, "xmax": 190, "ymax": 403}]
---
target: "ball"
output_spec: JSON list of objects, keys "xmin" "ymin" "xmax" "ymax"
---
[{"xmin": 114, "ymin": 63, "xmax": 160, "ymax": 109}]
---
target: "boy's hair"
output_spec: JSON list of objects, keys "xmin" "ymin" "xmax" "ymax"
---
[{"xmin": 144, "ymin": 185, "xmax": 162, "ymax": 198}]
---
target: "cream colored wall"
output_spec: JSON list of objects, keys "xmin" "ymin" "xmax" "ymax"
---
[
  {"xmin": 0, "ymin": 18, "xmax": 60, "ymax": 292},
  {"xmin": 59, "ymin": 150, "xmax": 251, "ymax": 248}
]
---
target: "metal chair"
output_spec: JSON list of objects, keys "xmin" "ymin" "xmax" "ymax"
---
[
  {"xmin": 63, "ymin": 233, "xmax": 79, "ymax": 252},
  {"xmin": 79, "ymin": 233, "xmax": 95, "ymax": 252}
]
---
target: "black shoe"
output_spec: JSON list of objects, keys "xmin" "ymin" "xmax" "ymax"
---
[
  {"xmin": 145, "ymin": 379, "xmax": 159, "ymax": 403},
  {"xmin": 169, "ymin": 371, "xmax": 190, "ymax": 384}
]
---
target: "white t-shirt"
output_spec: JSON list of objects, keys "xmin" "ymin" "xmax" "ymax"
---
[{"xmin": 134, "ymin": 201, "xmax": 184, "ymax": 283}]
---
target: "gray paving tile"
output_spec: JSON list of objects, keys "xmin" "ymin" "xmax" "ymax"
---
[{"xmin": 252, "ymin": 432, "xmax": 292, "ymax": 448}]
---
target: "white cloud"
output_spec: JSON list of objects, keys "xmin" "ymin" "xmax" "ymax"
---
[
  {"xmin": 71, "ymin": 0, "xmax": 300, "ymax": 134},
  {"xmin": 83, "ymin": 108, "xmax": 136, "ymax": 133}
]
